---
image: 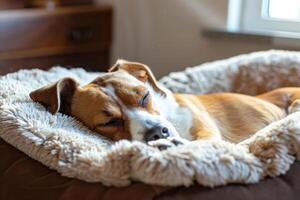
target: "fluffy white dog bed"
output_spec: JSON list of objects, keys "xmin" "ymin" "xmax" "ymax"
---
[{"xmin": 1, "ymin": 50, "xmax": 300, "ymax": 187}]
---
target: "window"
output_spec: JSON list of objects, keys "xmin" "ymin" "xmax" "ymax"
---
[{"xmin": 228, "ymin": 0, "xmax": 300, "ymax": 34}]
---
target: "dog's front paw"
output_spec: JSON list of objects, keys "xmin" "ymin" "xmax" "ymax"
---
[
  {"xmin": 148, "ymin": 137, "xmax": 189, "ymax": 150},
  {"xmin": 167, "ymin": 137, "xmax": 190, "ymax": 146},
  {"xmin": 148, "ymin": 138, "xmax": 175, "ymax": 150}
]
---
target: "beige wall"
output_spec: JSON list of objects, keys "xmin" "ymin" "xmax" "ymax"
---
[{"xmin": 97, "ymin": 0, "xmax": 278, "ymax": 77}]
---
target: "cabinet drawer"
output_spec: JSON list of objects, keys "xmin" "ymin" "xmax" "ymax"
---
[
  {"xmin": 0, "ymin": 0, "xmax": 27, "ymax": 10},
  {"xmin": 0, "ymin": 5, "xmax": 112, "ymax": 52},
  {"xmin": 29, "ymin": 0, "xmax": 93, "ymax": 8},
  {"xmin": 0, "ymin": 50, "xmax": 110, "ymax": 75}
]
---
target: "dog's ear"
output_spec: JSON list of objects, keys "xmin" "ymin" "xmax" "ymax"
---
[
  {"xmin": 29, "ymin": 78, "xmax": 79, "ymax": 115},
  {"xmin": 109, "ymin": 60, "xmax": 167, "ymax": 96}
]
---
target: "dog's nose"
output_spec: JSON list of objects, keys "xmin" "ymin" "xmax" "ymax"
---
[{"xmin": 144, "ymin": 126, "xmax": 170, "ymax": 142}]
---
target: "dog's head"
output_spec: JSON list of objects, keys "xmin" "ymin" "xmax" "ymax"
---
[{"xmin": 30, "ymin": 60, "xmax": 179, "ymax": 142}]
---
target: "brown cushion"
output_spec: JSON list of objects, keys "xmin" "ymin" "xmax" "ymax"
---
[{"xmin": 1, "ymin": 138, "xmax": 300, "ymax": 200}]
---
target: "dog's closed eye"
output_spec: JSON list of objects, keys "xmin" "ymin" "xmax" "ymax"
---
[
  {"xmin": 140, "ymin": 92, "xmax": 150, "ymax": 108},
  {"xmin": 97, "ymin": 118, "xmax": 124, "ymax": 127},
  {"xmin": 94, "ymin": 117, "xmax": 127, "ymax": 140}
]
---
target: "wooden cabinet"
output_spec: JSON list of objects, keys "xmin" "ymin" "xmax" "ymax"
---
[{"xmin": 0, "ymin": 4, "xmax": 112, "ymax": 75}]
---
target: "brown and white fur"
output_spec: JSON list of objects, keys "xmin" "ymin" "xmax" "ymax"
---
[{"xmin": 29, "ymin": 60, "xmax": 300, "ymax": 148}]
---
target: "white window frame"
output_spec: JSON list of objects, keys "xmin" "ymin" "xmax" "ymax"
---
[{"xmin": 228, "ymin": 0, "xmax": 300, "ymax": 34}]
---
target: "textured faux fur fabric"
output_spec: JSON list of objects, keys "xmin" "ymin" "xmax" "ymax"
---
[{"xmin": 1, "ymin": 50, "xmax": 300, "ymax": 187}]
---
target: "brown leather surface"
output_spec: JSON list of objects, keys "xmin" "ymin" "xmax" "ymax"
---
[
  {"xmin": 0, "ymin": 139, "xmax": 169, "ymax": 200},
  {"xmin": 1, "ymin": 138, "xmax": 300, "ymax": 200},
  {"xmin": 157, "ymin": 168, "xmax": 300, "ymax": 200}
]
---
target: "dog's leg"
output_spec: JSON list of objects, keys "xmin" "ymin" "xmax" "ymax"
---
[{"xmin": 257, "ymin": 87, "xmax": 300, "ymax": 114}]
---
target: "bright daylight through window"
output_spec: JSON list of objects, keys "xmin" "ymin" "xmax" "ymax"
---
[{"xmin": 267, "ymin": 0, "xmax": 300, "ymax": 21}]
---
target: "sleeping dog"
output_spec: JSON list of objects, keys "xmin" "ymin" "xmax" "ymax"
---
[{"xmin": 30, "ymin": 60, "xmax": 300, "ymax": 148}]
